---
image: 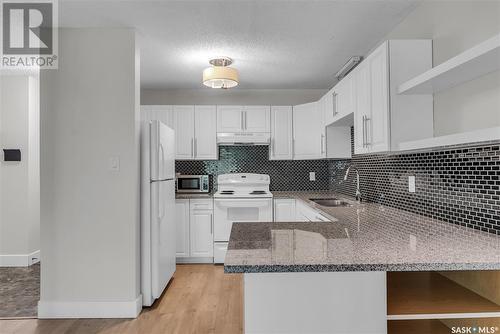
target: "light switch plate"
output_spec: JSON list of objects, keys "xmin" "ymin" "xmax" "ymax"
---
[
  {"xmin": 109, "ymin": 156, "xmax": 120, "ymax": 171},
  {"xmin": 309, "ymin": 172, "xmax": 316, "ymax": 181},
  {"xmin": 408, "ymin": 175, "xmax": 416, "ymax": 193}
]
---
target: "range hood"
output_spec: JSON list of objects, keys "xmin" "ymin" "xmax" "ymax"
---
[{"xmin": 217, "ymin": 132, "xmax": 270, "ymax": 145}]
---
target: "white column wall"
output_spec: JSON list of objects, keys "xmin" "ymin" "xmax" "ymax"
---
[{"xmin": 38, "ymin": 28, "xmax": 141, "ymax": 318}]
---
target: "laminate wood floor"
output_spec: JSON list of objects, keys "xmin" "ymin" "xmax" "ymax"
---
[{"xmin": 0, "ymin": 265, "xmax": 243, "ymax": 334}]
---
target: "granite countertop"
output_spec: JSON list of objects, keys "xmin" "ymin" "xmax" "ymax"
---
[{"xmin": 224, "ymin": 191, "xmax": 500, "ymax": 273}]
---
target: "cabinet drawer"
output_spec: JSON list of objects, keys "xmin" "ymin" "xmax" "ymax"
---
[{"xmin": 190, "ymin": 198, "xmax": 213, "ymax": 211}]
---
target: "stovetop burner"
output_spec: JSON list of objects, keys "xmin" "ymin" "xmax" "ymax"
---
[
  {"xmin": 250, "ymin": 190, "xmax": 267, "ymax": 195},
  {"xmin": 220, "ymin": 190, "xmax": 235, "ymax": 194}
]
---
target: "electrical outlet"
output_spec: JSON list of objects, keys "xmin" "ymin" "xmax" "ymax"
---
[
  {"xmin": 408, "ymin": 175, "xmax": 416, "ymax": 193},
  {"xmin": 309, "ymin": 172, "xmax": 316, "ymax": 181}
]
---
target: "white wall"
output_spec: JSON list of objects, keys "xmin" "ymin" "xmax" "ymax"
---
[
  {"xmin": 382, "ymin": 0, "xmax": 500, "ymax": 136},
  {"xmin": 0, "ymin": 74, "xmax": 40, "ymax": 266},
  {"xmin": 141, "ymin": 88, "xmax": 326, "ymax": 106},
  {"xmin": 39, "ymin": 28, "xmax": 141, "ymax": 318}
]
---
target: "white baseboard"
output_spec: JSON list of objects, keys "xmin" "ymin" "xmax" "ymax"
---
[
  {"xmin": 176, "ymin": 257, "xmax": 213, "ymax": 264},
  {"xmin": 0, "ymin": 250, "xmax": 40, "ymax": 267},
  {"xmin": 38, "ymin": 295, "xmax": 142, "ymax": 319}
]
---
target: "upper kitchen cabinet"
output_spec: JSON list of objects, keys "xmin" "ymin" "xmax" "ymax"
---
[
  {"xmin": 140, "ymin": 105, "xmax": 175, "ymax": 129},
  {"xmin": 174, "ymin": 105, "xmax": 217, "ymax": 160},
  {"xmin": 293, "ymin": 101, "xmax": 326, "ymax": 160},
  {"xmin": 322, "ymin": 71, "xmax": 354, "ymax": 127},
  {"xmin": 174, "ymin": 105, "xmax": 196, "ymax": 159},
  {"xmin": 194, "ymin": 105, "xmax": 217, "ymax": 159},
  {"xmin": 270, "ymin": 106, "xmax": 293, "ymax": 160},
  {"xmin": 321, "ymin": 89, "xmax": 335, "ymax": 126},
  {"xmin": 244, "ymin": 106, "xmax": 271, "ymax": 132},
  {"xmin": 354, "ymin": 40, "xmax": 433, "ymax": 154},
  {"xmin": 217, "ymin": 105, "xmax": 270, "ymax": 133},
  {"xmin": 334, "ymin": 73, "xmax": 355, "ymax": 122},
  {"xmin": 217, "ymin": 105, "xmax": 244, "ymax": 132}
]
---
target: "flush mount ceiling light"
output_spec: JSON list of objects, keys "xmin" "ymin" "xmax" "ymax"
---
[{"xmin": 203, "ymin": 57, "xmax": 239, "ymax": 89}]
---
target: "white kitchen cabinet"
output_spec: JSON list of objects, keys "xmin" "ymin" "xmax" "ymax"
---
[
  {"xmin": 174, "ymin": 105, "xmax": 217, "ymax": 160},
  {"xmin": 174, "ymin": 105, "xmax": 195, "ymax": 159},
  {"xmin": 217, "ymin": 105, "xmax": 270, "ymax": 133},
  {"xmin": 217, "ymin": 105, "xmax": 243, "ymax": 132},
  {"xmin": 322, "ymin": 88, "xmax": 336, "ymax": 126},
  {"xmin": 295, "ymin": 200, "xmax": 330, "ymax": 222},
  {"xmin": 368, "ymin": 43, "xmax": 390, "ymax": 153},
  {"xmin": 354, "ymin": 61, "xmax": 372, "ymax": 155},
  {"xmin": 194, "ymin": 105, "xmax": 217, "ymax": 159},
  {"xmin": 141, "ymin": 105, "xmax": 175, "ymax": 128},
  {"xmin": 335, "ymin": 73, "xmax": 355, "ymax": 120},
  {"xmin": 175, "ymin": 199, "xmax": 190, "ymax": 258},
  {"xmin": 274, "ymin": 198, "xmax": 296, "ymax": 222},
  {"xmin": 353, "ymin": 40, "xmax": 433, "ymax": 154},
  {"xmin": 270, "ymin": 106, "xmax": 293, "ymax": 160},
  {"xmin": 189, "ymin": 199, "xmax": 214, "ymax": 258},
  {"xmin": 244, "ymin": 106, "xmax": 270, "ymax": 132},
  {"xmin": 293, "ymin": 101, "xmax": 326, "ymax": 159},
  {"xmin": 176, "ymin": 198, "xmax": 214, "ymax": 262}
]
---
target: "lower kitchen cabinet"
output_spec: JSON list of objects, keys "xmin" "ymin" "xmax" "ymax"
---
[
  {"xmin": 274, "ymin": 198, "xmax": 331, "ymax": 222},
  {"xmin": 274, "ymin": 199, "xmax": 296, "ymax": 222},
  {"xmin": 295, "ymin": 200, "xmax": 330, "ymax": 222},
  {"xmin": 175, "ymin": 198, "xmax": 214, "ymax": 263},
  {"xmin": 189, "ymin": 201, "xmax": 214, "ymax": 258},
  {"xmin": 175, "ymin": 199, "xmax": 190, "ymax": 258}
]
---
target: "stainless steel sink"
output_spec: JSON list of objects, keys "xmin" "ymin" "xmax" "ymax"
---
[{"xmin": 309, "ymin": 198, "xmax": 350, "ymax": 207}]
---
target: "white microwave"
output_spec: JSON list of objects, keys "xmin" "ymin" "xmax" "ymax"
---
[{"xmin": 176, "ymin": 175, "xmax": 210, "ymax": 193}]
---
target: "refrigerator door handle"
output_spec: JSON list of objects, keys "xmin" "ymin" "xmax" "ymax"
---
[
  {"xmin": 151, "ymin": 178, "xmax": 174, "ymax": 183},
  {"xmin": 159, "ymin": 143, "xmax": 166, "ymax": 178}
]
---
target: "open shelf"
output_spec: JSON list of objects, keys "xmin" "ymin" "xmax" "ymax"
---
[
  {"xmin": 387, "ymin": 272, "xmax": 500, "ymax": 320},
  {"xmin": 398, "ymin": 33, "xmax": 500, "ymax": 94},
  {"xmin": 388, "ymin": 320, "xmax": 450, "ymax": 334},
  {"xmin": 398, "ymin": 126, "xmax": 500, "ymax": 151}
]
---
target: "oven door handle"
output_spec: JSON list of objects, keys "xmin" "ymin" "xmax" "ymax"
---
[{"xmin": 214, "ymin": 199, "xmax": 272, "ymax": 208}]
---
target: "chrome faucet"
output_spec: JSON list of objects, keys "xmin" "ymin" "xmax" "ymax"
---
[{"xmin": 344, "ymin": 166, "xmax": 362, "ymax": 202}]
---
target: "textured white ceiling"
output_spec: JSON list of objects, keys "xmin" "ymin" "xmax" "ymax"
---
[{"xmin": 59, "ymin": 0, "xmax": 419, "ymax": 89}]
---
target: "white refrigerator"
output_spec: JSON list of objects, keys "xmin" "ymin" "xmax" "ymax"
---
[{"xmin": 141, "ymin": 120, "xmax": 176, "ymax": 307}]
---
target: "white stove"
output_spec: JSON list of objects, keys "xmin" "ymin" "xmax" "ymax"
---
[
  {"xmin": 214, "ymin": 173, "xmax": 273, "ymax": 198},
  {"xmin": 213, "ymin": 173, "xmax": 273, "ymax": 263}
]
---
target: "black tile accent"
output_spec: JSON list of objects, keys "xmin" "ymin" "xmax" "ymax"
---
[
  {"xmin": 176, "ymin": 138, "xmax": 500, "ymax": 235},
  {"xmin": 332, "ymin": 141, "xmax": 500, "ymax": 235},
  {"xmin": 176, "ymin": 146, "xmax": 330, "ymax": 191}
]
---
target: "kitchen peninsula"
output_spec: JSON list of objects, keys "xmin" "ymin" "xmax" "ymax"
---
[{"xmin": 224, "ymin": 193, "xmax": 500, "ymax": 334}]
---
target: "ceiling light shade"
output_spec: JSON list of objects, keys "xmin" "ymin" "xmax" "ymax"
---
[{"xmin": 203, "ymin": 57, "xmax": 239, "ymax": 89}]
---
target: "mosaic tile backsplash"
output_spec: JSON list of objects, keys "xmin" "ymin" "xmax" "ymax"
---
[
  {"xmin": 333, "ymin": 142, "xmax": 500, "ymax": 235},
  {"xmin": 176, "ymin": 141, "xmax": 500, "ymax": 235},
  {"xmin": 176, "ymin": 146, "xmax": 331, "ymax": 191}
]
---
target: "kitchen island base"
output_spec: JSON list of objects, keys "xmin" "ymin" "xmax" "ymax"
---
[{"xmin": 244, "ymin": 271, "xmax": 387, "ymax": 334}]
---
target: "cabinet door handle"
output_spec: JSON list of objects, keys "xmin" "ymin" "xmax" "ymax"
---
[
  {"xmin": 194, "ymin": 138, "xmax": 197, "ymax": 158},
  {"xmin": 191, "ymin": 138, "xmax": 194, "ymax": 157},
  {"xmin": 244, "ymin": 111, "xmax": 247, "ymax": 130},
  {"xmin": 210, "ymin": 213, "xmax": 213, "ymax": 234},
  {"xmin": 320, "ymin": 134, "xmax": 325, "ymax": 154},
  {"xmin": 365, "ymin": 117, "xmax": 371, "ymax": 146},
  {"xmin": 363, "ymin": 115, "xmax": 366, "ymax": 147},
  {"xmin": 241, "ymin": 111, "xmax": 244, "ymax": 131},
  {"xmin": 333, "ymin": 92, "xmax": 338, "ymax": 117}
]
